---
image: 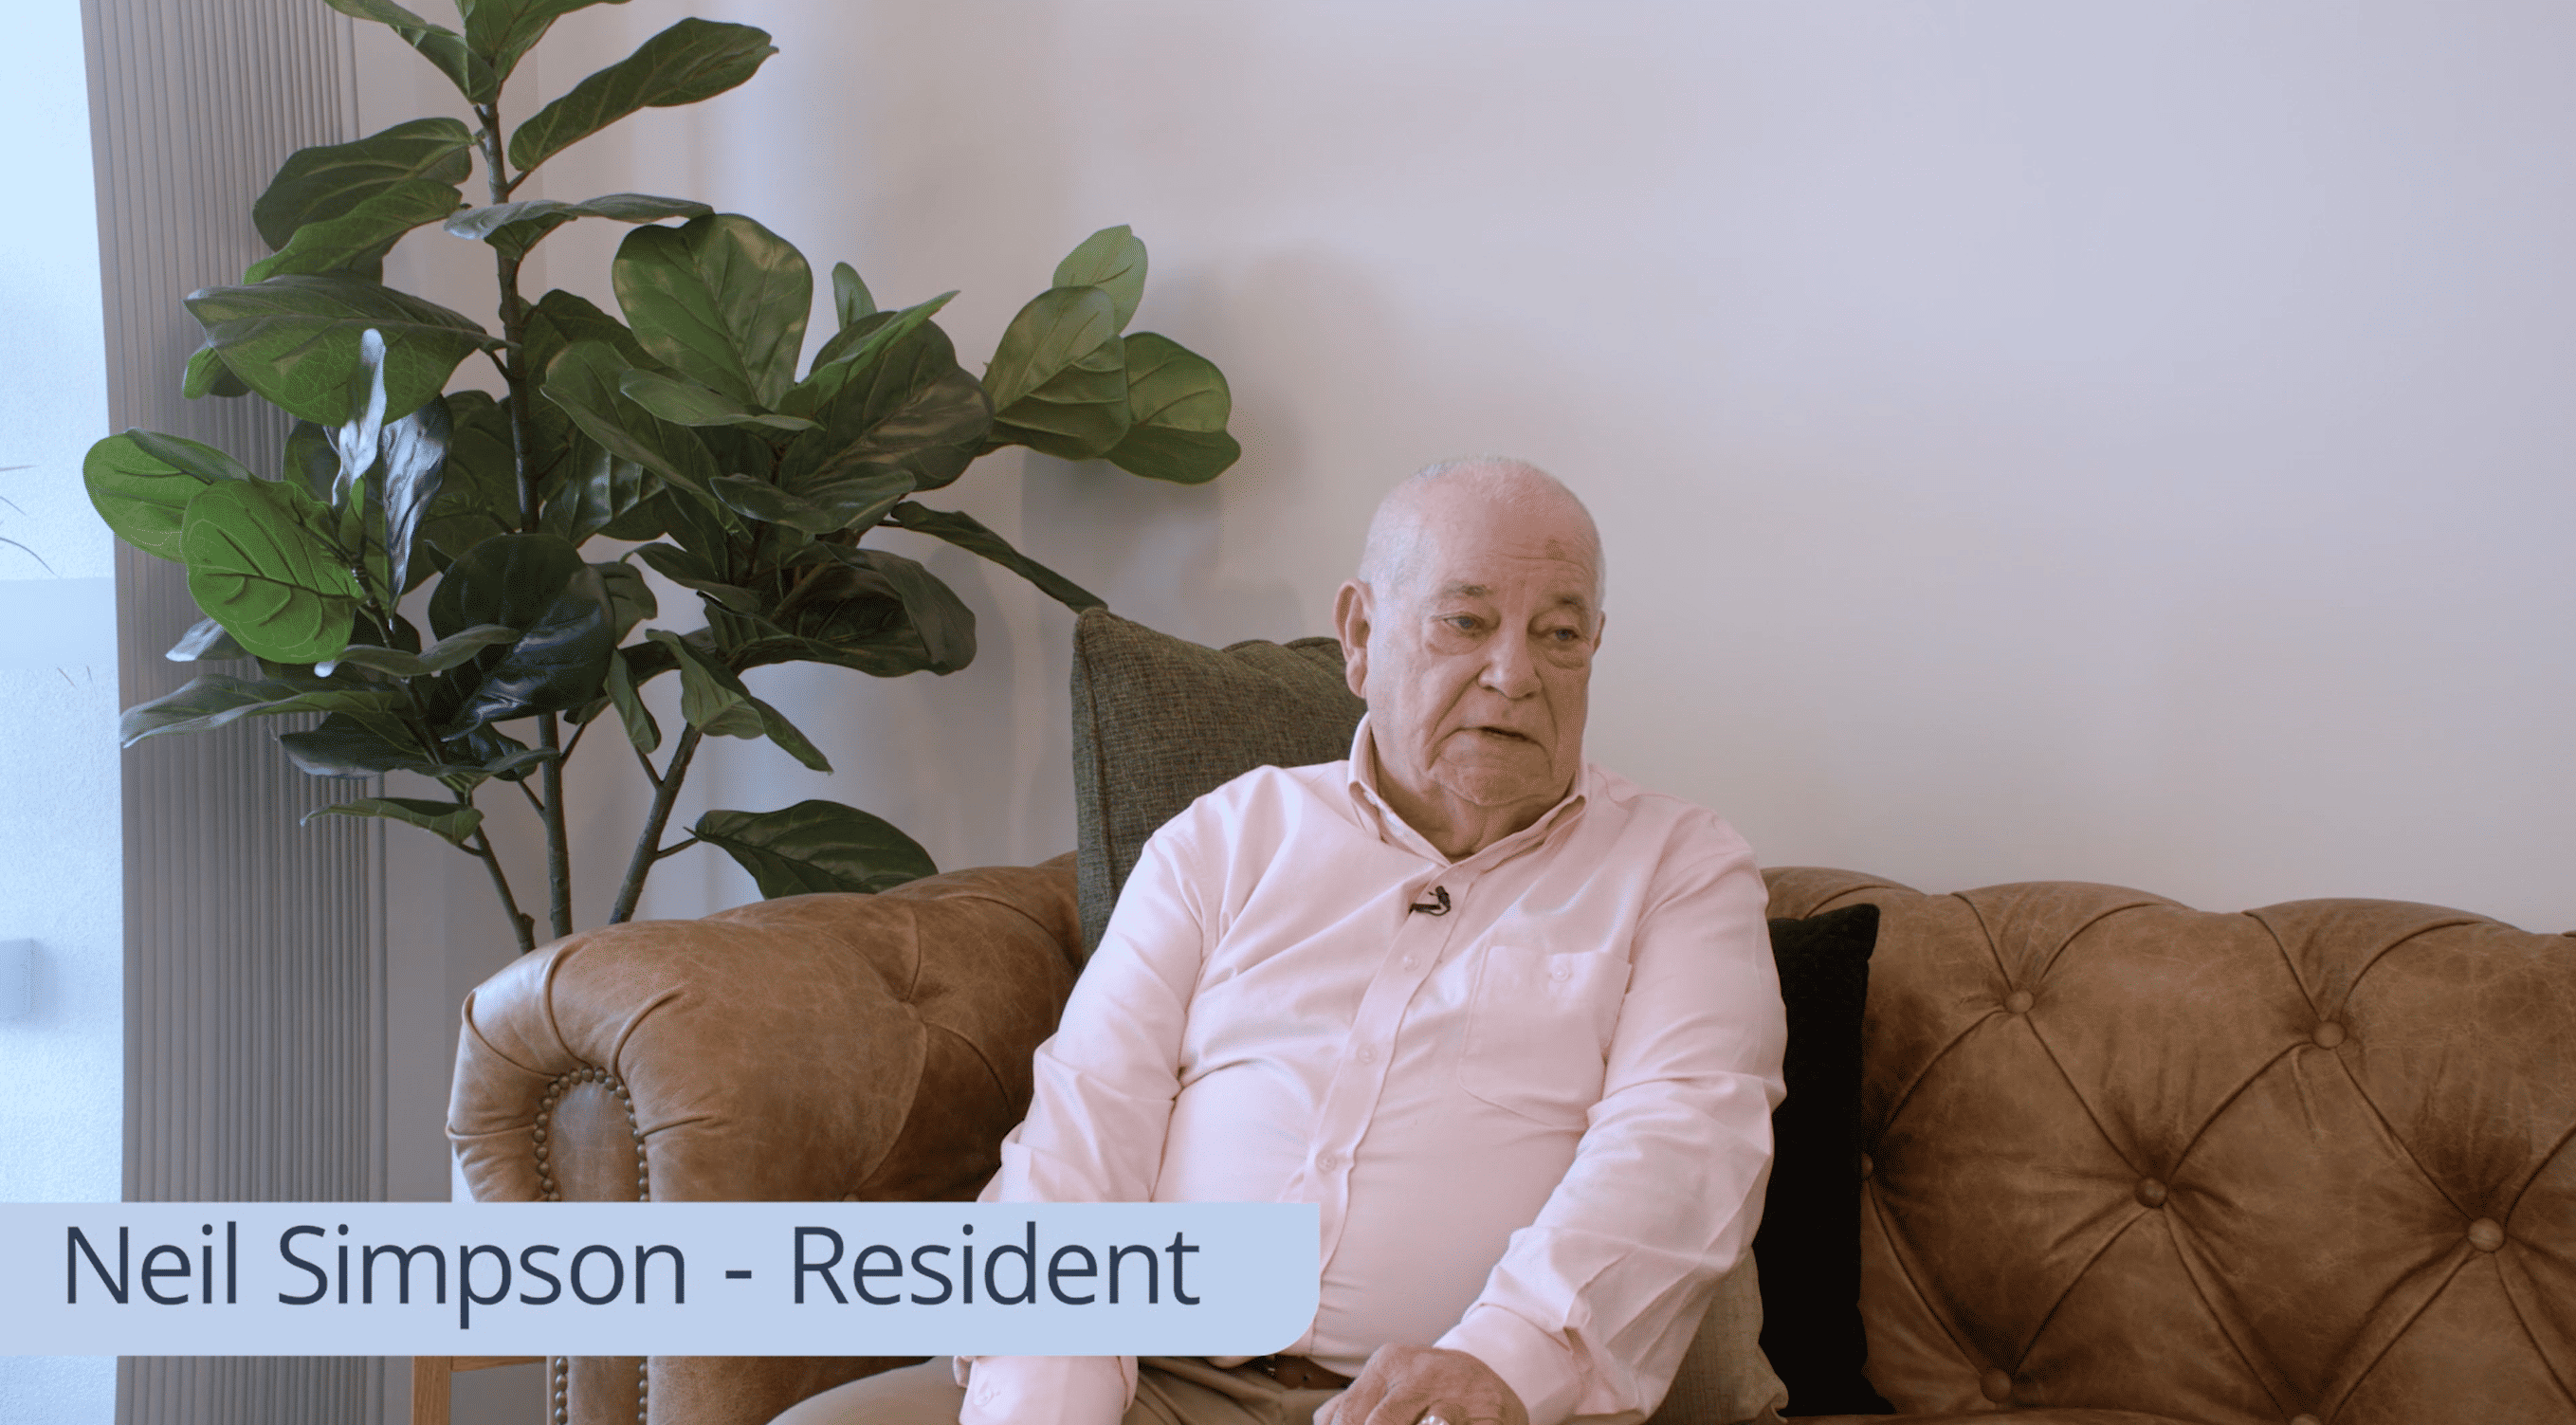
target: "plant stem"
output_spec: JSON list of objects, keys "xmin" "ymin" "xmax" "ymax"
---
[
  {"xmin": 610, "ymin": 725, "xmax": 703, "ymax": 923},
  {"xmin": 475, "ymin": 100, "xmax": 575, "ymax": 941},
  {"xmin": 466, "ymin": 823, "xmax": 537, "ymax": 953},
  {"xmin": 537, "ymin": 715, "xmax": 571, "ymax": 937}
]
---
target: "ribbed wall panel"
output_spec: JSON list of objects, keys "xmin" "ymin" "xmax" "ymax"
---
[{"xmin": 82, "ymin": 2, "xmax": 388, "ymax": 1422}]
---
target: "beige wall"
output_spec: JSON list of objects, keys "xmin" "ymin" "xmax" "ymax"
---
[{"xmin": 367, "ymin": 0, "xmax": 2576, "ymax": 1196}]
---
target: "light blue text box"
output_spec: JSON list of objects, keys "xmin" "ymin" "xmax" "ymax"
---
[{"xmin": 1, "ymin": 1202, "xmax": 1320, "ymax": 1356}]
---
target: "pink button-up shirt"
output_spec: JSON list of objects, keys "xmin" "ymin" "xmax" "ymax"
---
[{"xmin": 961, "ymin": 718, "xmax": 1785, "ymax": 1425}]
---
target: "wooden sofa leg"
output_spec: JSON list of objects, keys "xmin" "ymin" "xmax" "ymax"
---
[
  {"xmin": 410, "ymin": 1357, "xmax": 449, "ymax": 1425},
  {"xmin": 411, "ymin": 1356, "xmax": 544, "ymax": 1425}
]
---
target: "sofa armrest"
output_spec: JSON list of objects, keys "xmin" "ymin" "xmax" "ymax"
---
[
  {"xmin": 444, "ymin": 859, "xmax": 1080, "ymax": 1425},
  {"xmin": 448, "ymin": 856, "xmax": 1081, "ymax": 1205}
]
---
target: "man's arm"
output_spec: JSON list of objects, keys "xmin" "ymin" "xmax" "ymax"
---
[
  {"xmin": 959, "ymin": 818, "xmax": 1214, "ymax": 1425},
  {"xmin": 1430, "ymin": 826, "xmax": 1785, "ymax": 1425}
]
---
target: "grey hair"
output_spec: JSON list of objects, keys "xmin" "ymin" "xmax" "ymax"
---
[{"xmin": 1355, "ymin": 455, "xmax": 1607, "ymax": 607}]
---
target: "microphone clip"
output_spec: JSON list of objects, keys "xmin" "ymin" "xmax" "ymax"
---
[{"xmin": 1410, "ymin": 886, "xmax": 1451, "ymax": 917}]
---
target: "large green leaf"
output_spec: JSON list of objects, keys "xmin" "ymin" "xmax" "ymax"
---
[
  {"xmin": 886, "ymin": 501, "xmax": 1104, "ymax": 612},
  {"xmin": 183, "ymin": 343, "xmax": 252, "ymax": 400},
  {"xmin": 693, "ymin": 800, "xmax": 937, "ymax": 897},
  {"xmin": 521, "ymin": 287, "xmax": 657, "ymax": 384},
  {"xmin": 813, "ymin": 545, "xmax": 974, "ymax": 674},
  {"xmin": 1052, "ymin": 226, "xmax": 1148, "ymax": 333},
  {"xmin": 303, "ymin": 795, "xmax": 484, "ymax": 847},
  {"xmin": 784, "ymin": 293, "xmax": 958, "ymax": 421},
  {"xmin": 728, "ymin": 630, "xmax": 935, "ymax": 678},
  {"xmin": 705, "ymin": 472, "xmax": 903, "ymax": 536},
  {"xmin": 722, "ymin": 555, "xmax": 935, "ymax": 678},
  {"xmin": 429, "ymin": 534, "xmax": 615, "ymax": 730},
  {"xmin": 507, "ymin": 18, "xmax": 776, "ymax": 174},
  {"xmin": 328, "ymin": 328, "xmax": 391, "ymax": 509},
  {"xmin": 446, "ymin": 192, "xmax": 710, "ymax": 263},
  {"xmin": 375, "ymin": 393, "xmax": 453, "ymax": 594},
  {"xmin": 180, "ymin": 480, "xmax": 362, "ymax": 664},
  {"xmin": 612, "ymin": 213, "xmax": 812, "ymax": 408},
  {"xmin": 618, "ymin": 368, "xmax": 813, "ymax": 431},
  {"xmin": 332, "ymin": 623, "xmax": 520, "ymax": 678},
  {"xmin": 984, "ymin": 285, "xmax": 1129, "ymax": 459},
  {"xmin": 413, "ymin": 392, "xmax": 521, "ymax": 575},
  {"xmin": 429, "ymin": 530, "xmax": 586, "ymax": 640},
  {"xmin": 246, "ymin": 180, "xmax": 462, "ymax": 283},
  {"xmin": 276, "ymin": 711, "xmax": 464, "ymax": 779},
  {"xmin": 84, "ymin": 431, "xmax": 243, "ymax": 560},
  {"xmin": 540, "ymin": 340, "xmax": 722, "ymax": 496},
  {"xmin": 777, "ymin": 318, "xmax": 989, "ymax": 505},
  {"xmin": 630, "ymin": 541, "xmax": 759, "ymax": 612},
  {"xmin": 594, "ymin": 559, "xmax": 657, "ymax": 640},
  {"xmin": 251, "ymin": 118, "xmax": 475, "ymax": 252},
  {"xmin": 459, "ymin": 0, "xmax": 628, "ymax": 88},
  {"xmin": 644, "ymin": 629, "xmax": 831, "ymax": 769},
  {"xmin": 164, "ymin": 617, "xmax": 249, "ymax": 663},
  {"xmin": 539, "ymin": 437, "xmax": 659, "ymax": 545},
  {"xmin": 1103, "ymin": 331, "xmax": 1241, "ymax": 484},
  {"xmin": 119, "ymin": 672, "xmax": 397, "ymax": 746},
  {"xmin": 601, "ymin": 647, "xmax": 660, "ymax": 754},
  {"xmin": 186, "ymin": 274, "xmax": 489, "ymax": 425},
  {"xmin": 321, "ymin": 0, "xmax": 498, "ymax": 103},
  {"xmin": 447, "ymin": 564, "xmax": 614, "ymax": 731},
  {"xmin": 830, "ymin": 262, "xmax": 875, "ymax": 328},
  {"xmin": 126, "ymin": 430, "xmax": 258, "ymax": 485},
  {"xmin": 283, "ymin": 420, "xmax": 338, "ymax": 501}
]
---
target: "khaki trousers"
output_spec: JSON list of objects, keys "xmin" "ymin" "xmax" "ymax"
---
[{"xmin": 772, "ymin": 1358, "xmax": 1343, "ymax": 1425}]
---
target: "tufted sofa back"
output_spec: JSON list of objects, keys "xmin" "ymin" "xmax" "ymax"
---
[{"xmin": 1763, "ymin": 868, "xmax": 2576, "ymax": 1425}]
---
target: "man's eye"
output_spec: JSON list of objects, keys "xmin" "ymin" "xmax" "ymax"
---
[{"xmin": 1443, "ymin": 615, "xmax": 1479, "ymax": 631}]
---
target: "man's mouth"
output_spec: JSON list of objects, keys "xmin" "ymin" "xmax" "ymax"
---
[{"xmin": 1465, "ymin": 725, "xmax": 1535, "ymax": 743}]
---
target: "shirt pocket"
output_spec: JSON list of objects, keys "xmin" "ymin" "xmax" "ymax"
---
[{"xmin": 1455, "ymin": 943, "xmax": 1630, "ymax": 1127}]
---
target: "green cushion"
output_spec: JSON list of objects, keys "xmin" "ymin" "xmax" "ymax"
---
[{"xmin": 1069, "ymin": 609, "xmax": 1366, "ymax": 960}]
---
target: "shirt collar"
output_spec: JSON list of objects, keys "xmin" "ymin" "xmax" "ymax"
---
[{"xmin": 1342, "ymin": 711, "xmax": 1593, "ymax": 868}]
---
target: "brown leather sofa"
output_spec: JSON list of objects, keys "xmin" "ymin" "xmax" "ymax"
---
[{"xmin": 448, "ymin": 852, "xmax": 2575, "ymax": 1425}]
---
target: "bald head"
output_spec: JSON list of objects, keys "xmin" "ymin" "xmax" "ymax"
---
[
  {"xmin": 1356, "ymin": 457, "xmax": 1604, "ymax": 607},
  {"xmin": 1333, "ymin": 456, "xmax": 1607, "ymax": 858}
]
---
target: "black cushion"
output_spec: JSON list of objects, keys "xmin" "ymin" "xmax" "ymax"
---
[{"xmin": 1754, "ymin": 901, "xmax": 1891, "ymax": 1416}]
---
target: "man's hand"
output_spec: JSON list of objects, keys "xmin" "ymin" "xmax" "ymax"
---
[{"xmin": 1315, "ymin": 1345, "xmax": 1529, "ymax": 1425}]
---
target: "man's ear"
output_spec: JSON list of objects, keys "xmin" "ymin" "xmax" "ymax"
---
[{"xmin": 1332, "ymin": 580, "xmax": 1371, "ymax": 699}]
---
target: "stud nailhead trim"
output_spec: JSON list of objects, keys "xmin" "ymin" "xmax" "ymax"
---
[{"xmin": 531, "ymin": 1067, "xmax": 649, "ymax": 1203}]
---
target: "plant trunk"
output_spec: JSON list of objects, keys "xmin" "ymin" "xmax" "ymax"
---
[
  {"xmin": 477, "ymin": 103, "xmax": 575, "ymax": 943},
  {"xmin": 610, "ymin": 727, "xmax": 703, "ymax": 923}
]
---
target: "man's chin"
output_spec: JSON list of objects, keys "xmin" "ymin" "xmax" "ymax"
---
[{"xmin": 1432, "ymin": 754, "xmax": 1565, "ymax": 810}]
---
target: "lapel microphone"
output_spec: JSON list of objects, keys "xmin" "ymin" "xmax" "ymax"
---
[{"xmin": 1410, "ymin": 886, "xmax": 1451, "ymax": 916}]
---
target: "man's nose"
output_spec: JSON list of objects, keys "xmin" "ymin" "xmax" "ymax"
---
[{"xmin": 1478, "ymin": 633, "xmax": 1542, "ymax": 699}]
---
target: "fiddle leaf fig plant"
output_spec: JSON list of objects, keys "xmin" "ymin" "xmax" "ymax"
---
[{"xmin": 84, "ymin": 0, "xmax": 1240, "ymax": 951}]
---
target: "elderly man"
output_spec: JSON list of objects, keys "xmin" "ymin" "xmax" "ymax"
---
[{"xmin": 781, "ymin": 459, "xmax": 1785, "ymax": 1425}]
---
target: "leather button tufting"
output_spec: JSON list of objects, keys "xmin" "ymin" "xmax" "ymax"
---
[
  {"xmin": 2135, "ymin": 1178, "xmax": 2167, "ymax": 1208},
  {"xmin": 2290, "ymin": 1416, "xmax": 2322, "ymax": 1425},
  {"xmin": 1980, "ymin": 1368, "xmax": 2013, "ymax": 1403},
  {"xmin": 1858, "ymin": 1153, "xmax": 1874, "ymax": 1179},
  {"xmin": 2468, "ymin": 1218, "xmax": 2505, "ymax": 1251},
  {"xmin": 2004, "ymin": 990, "xmax": 2035, "ymax": 1014},
  {"xmin": 2312, "ymin": 1021, "xmax": 2347, "ymax": 1049}
]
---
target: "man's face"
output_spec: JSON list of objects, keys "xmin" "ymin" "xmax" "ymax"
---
[{"xmin": 1340, "ymin": 488, "xmax": 1604, "ymax": 827}]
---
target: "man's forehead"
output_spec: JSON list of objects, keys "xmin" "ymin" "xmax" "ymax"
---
[{"xmin": 1428, "ymin": 578, "xmax": 1594, "ymax": 606}]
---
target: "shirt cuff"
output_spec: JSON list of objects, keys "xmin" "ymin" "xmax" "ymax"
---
[
  {"xmin": 954, "ymin": 1356, "xmax": 1135, "ymax": 1425},
  {"xmin": 1436, "ymin": 1306, "xmax": 1581, "ymax": 1425}
]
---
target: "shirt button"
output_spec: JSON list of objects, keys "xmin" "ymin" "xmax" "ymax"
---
[
  {"xmin": 1400, "ymin": 957, "xmax": 1417, "ymax": 970},
  {"xmin": 1316, "ymin": 1151, "xmax": 1339, "ymax": 1170},
  {"xmin": 1357, "ymin": 1047, "xmax": 1378, "ymax": 1064},
  {"xmin": 1550, "ymin": 963, "xmax": 1571, "ymax": 981}
]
